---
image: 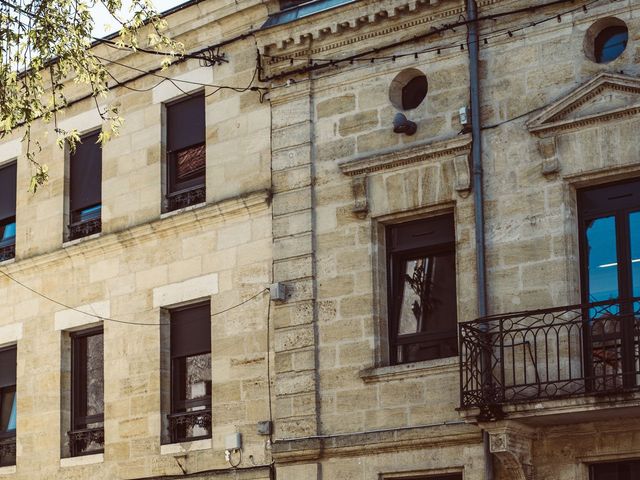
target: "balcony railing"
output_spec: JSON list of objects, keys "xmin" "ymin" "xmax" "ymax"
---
[
  {"xmin": 459, "ymin": 298, "xmax": 640, "ymax": 419},
  {"xmin": 0, "ymin": 435, "xmax": 15, "ymax": 467},
  {"xmin": 68, "ymin": 426, "xmax": 104, "ymax": 456},
  {"xmin": 68, "ymin": 218, "xmax": 102, "ymax": 241},
  {"xmin": 0, "ymin": 243, "xmax": 14, "ymax": 262},
  {"xmin": 167, "ymin": 409, "xmax": 212, "ymax": 444},
  {"xmin": 166, "ymin": 185, "xmax": 205, "ymax": 212}
]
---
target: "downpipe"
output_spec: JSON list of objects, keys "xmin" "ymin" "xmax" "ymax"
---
[{"xmin": 465, "ymin": 0, "xmax": 494, "ymax": 479}]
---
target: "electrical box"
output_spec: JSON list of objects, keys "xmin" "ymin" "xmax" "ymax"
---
[
  {"xmin": 270, "ymin": 282, "xmax": 286, "ymax": 302},
  {"xmin": 225, "ymin": 432, "xmax": 242, "ymax": 451},
  {"xmin": 257, "ymin": 420, "xmax": 272, "ymax": 435},
  {"xmin": 459, "ymin": 106, "xmax": 470, "ymax": 125}
]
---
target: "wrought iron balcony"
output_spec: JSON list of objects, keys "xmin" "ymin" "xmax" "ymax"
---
[
  {"xmin": 0, "ymin": 243, "xmax": 14, "ymax": 262},
  {"xmin": 166, "ymin": 185, "xmax": 206, "ymax": 212},
  {"xmin": 0, "ymin": 435, "xmax": 15, "ymax": 467},
  {"xmin": 68, "ymin": 426, "xmax": 104, "ymax": 457},
  {"xmin": 167, "ymin": 409, "xmax": 212, "ymax": 444},
  {"xmin": 459, "ymin": 298, "xmax": 640, "ymax": 420},
  {"xmin": 68, "ymin": 218, "xmax": 101, "ymax": 241}
]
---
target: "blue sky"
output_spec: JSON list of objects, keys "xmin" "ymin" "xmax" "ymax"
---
[{"xmin": 91, "ymin": 0, "xmax": 182, "ymax": 37}]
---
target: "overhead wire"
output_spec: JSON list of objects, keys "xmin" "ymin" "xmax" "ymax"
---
[{"xmin": 0, "ymin": 266, "xmax": 269, "ymax": 326}]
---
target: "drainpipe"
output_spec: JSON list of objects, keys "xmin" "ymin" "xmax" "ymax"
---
[{"xmin": 466, "ymin": 1, "xmax": 493, "ymax": 479}]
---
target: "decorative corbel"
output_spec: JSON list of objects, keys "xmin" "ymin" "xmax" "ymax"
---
[
  {"xmin": 351, "ymin": 174, "xmax": 369, "ymax": 218},
  {"xmin": 489, "ymin": 425, "xmax": 535, "ymax": 480},
  {"xmin": 537, "ymin": 136, "xmax": 559, "ymax": 177},
  {"xmin": 453, "ymin": 153, "xmax": 471, "ymax": 196}
]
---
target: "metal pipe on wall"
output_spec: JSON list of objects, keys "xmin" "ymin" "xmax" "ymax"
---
[{"xmin": 465, "ymin": 0, "xmax": 493, "ymax": 479}]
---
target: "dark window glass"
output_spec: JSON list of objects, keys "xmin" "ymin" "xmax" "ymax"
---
[
  {"xmin": 169, "ymin": 302, "xmax": 211, "ymax": 443},
  {"xmin": 591, "ymin": 460, "xmax": 640, "ymax": 480},
  {"xmin": 594, "ymin": 25, "xmax": 628, "ymax": 63},
  {"xmin": 402, "ymin": 75, "xmax": 428, "ymax": 110},
  {"xmin": 387, "ymin": 215, "xmax": 458, "ymax": 364},
  {"xmin": 578, "ymin": 178, "xmax": 640, "ymax": 391},
  {"xmin": 0, "ymin": 346, "xmax": 16, "ymax": 467},
  {"xmin": 166, "ymin": 94, "xmax": 206, "ymax": 212},
  {"xmin": 69, "ymin": 328, "xmax": 104, "ymax": 456},
  {"xmin": 0, "ymin": 162, "xmax": 16, "ymax": 262},
  {"xmin": 69, "ymin": 131, "xmax": 102, "ymax": 240}
]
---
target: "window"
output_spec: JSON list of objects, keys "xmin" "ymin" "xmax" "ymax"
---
[
  {"xmin": 0, "ymin": 346, "xmax": 16, "ymax": 467},
  {"xmin": 68, "ymin": 328, "xmax": 104, "ymax": 456},
  {"xmin": 168, "ymin": 302, "xmax": 211, "ymax": 443},
  {"xmin": 69, "ymin": 131, "xmax": 102, "ymax": 241},
  {"xmin": 578, "ymin": 178, "xmax": 640, "ymax": 390},
  {"xmin": 165, "ymin": 94, "xmax": 206, "ymax": 212},
  {"xmin": 594, "ymin": 25, "xmax": 628, "ymax": 63},
  {"xmin": 387, "ymin": 215, "xmax": 458, "ymax": 365},
  {"xmin": 0, "ymin": 161, "xmax": 16, "ymax": 262},
  {"xmin": 590, "ymin": 460, "xmax": 640, "ymax": 480}
]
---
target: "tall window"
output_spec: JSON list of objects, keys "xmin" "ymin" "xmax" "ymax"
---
[
  {"xmin": 387, "ymin": 215, "xmax": 458, "ymax": 365},
  {"xmin": 68, "ymin": 328, "xmax": 104, "ymax": 456},
  {"xmin": 0, "ymin": 161, "xmax": 16, "ymax": 262},
  {"xmin": 168, "ymin": 302, "xmax": 211, "ymax": 443},
  {"xmin": 166, "ymin": 94, "xmax": 206, "ymax": 212},
  {"xmin": 590, "ymin": 460, "xmax": 640, "ymax": 480},
  {"xmin": 578, "ymin": 178, "xmax": 640, "ymax": 390},
  {"xmin": 0, "ymin": 346, "xmax": 16, "ymax": 467},
  {"xmin": 69, "ymin": 131, "xmax": 102, "ymax": 241}
]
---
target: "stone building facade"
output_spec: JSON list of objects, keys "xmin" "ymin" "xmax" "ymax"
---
[{"xmin": 0, "ymin": 0, "xmax": 639, "ymax": 479}]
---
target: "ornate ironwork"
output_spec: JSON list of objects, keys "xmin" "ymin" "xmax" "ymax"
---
[
  {"xmin": 166, "ymin": 185, "xmax": 206, "ymax": 212},
  {"xmin": 68, "ymin": 426, "xmax": 104, "ymax": 456},
  {"xmin": 0, "ymin": 243, "xmax": 14, "ymax": 262},
  {"xmin": 459, "ymin": 298, "xmax": 640, "ymax": 417},
  {"xmin": 0, "ymin": 437, "xmax": 15, "ymax": 466},
  {"xmin": 167, "ymin": 409, "xmax": 212, "ymax": 443},
  {"xmin": 68, "ymin": 218, "xmax": 101, "ymax": 241}
]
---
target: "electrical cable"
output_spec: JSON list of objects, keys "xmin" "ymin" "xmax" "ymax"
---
[
  {"xmin": 0, "ymin": 266, "xmax": 268, "ymax": 326},
  {"xmin": 260, "ymin": 0, "xmax": 600, "ymax": 81}
]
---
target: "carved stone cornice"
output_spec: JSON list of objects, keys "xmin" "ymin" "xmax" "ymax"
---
[
  {"xmin": 527, "ymin": 72, "xmax": 640, "ymax": 136},
  {"xmin": 338, "ymin": 134, "xmax": 471, "ymax": 216},
  {"xmin": 339, "ymin": 134, "xmax": 471, "ymax": 177}
]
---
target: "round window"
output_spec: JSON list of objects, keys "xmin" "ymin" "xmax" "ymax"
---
[
  {"xmin": 584, "ymin": 18, "xmax": 629, "ymax": 64},
  {"xmin": 389, "ymin": 69, "xmax": 428, "ymax": 111}
]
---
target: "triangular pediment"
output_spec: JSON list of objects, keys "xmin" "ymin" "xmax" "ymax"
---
[{"xmin": 527, "ymin": 73, "xmax": 640, "ymax": 135}]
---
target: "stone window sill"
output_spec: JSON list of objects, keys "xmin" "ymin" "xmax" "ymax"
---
[
  {"xmin": 160, "ymin": 438, "xmax": 212, "ymax": 455},
  {"xmin": 359, "ymin": 356, "xmax": 459, "ymax": 383},
  {"xmin": 160, "ymin": 202, "xmax": 207, "ymax": 220},
  {"xmin": 62, "ymin": 232, "xmax": 102, "ymax": 248},
  {"xmin": 0, "ymin": 465, "xmax": 15, "ymax": 475},
  {"xmin": 60, "ymin": 453, "xmax": 104, "ymax": 467}
]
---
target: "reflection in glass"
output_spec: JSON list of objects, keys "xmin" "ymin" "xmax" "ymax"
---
[
  {"xmin": 85, "ymin": 333, "xmax": 104, "ymax": 421},
  {"xmin": 586, "ymin": 216, "xmax": 619, "ymax": 315},
  {"xmin": 630, "ymin": 211, "xmax": 640, "ymax": 299},
  {"xmin": 0, "ymin": 388, "xmax": 15, "ymax": 432},
  {"xmin": 0, "ymin": 222, "xmax": 15, "ymax": 243},
  {"xmin": 595, "ymin": 26, "xmax": 628, "ymax": 63},
  {"xmin": 396, "ymin": 252, "xmax": 457, "ymax": 363}
]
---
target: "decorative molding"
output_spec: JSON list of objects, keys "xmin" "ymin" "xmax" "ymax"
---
[
  {"xmin": 486, "ymin": 422, "xmax": 536, "ymax": 480},
  {"xmin": 4, "ymin": 189, "xmax": 271, "ymax": 275},
  {"xmin": 537, "ymin": 136, "xmax": 559, "ymax": 176},
  {"xmin": 338, "ymin": 135, "xmax": 471, "ymax": 216},
  {"xmin": 339, "ymin": 134, "xmax": 471, "ymax": 177},
  {"xmin": 527, "ymin": 73, "xmax": 640, "ymax": 135}
]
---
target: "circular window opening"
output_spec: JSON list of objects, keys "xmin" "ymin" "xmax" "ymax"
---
[
  {"xmin": 584, "ymin": 18, "xmax": 629, "ymax": 64},
  {"xmin": 389, "ymin": 69, "xmax": 428, "ymax": 110}
]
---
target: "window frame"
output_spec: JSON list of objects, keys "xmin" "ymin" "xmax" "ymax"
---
[
  {"xmin": 68, "ymin": 130, "xmax": 102, "ymax": 241},
  {"xmin": 69, "ymin": 327, "xmax": 104, "ymax": 457},
  {"xmin": 590, "ymin": 459, "xmax": 640, "ymax": 479},
  {"xmin": 164, "ymin": 92, "xmax": 206, "ymax": 212},
  {"xmin": 0, "ymin": 345, "xmax": 17, "ymax": 467},
  {"xmin": 0, "ymin": 160, "xmax": 17, "ymax": 261},
  {"xmin": 386, "ymin": 215, "xmax": 458, "ymax": 365},
  {"xmin": 168, "ymin": 301, "xmax": 212, "ymax": 443}
]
